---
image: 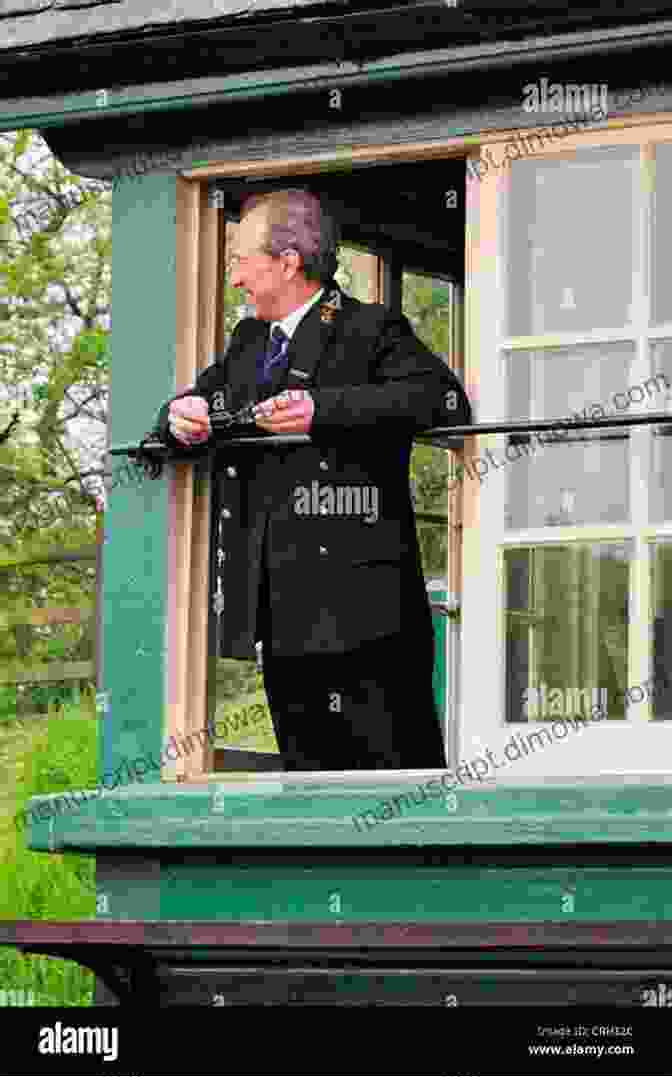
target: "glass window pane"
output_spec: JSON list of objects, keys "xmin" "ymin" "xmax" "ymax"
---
[
  {"xmin": 210, "ymin": 659, "xmax": 278, "ymax": 757},
  {"xmin": 402, "ymin": 272, "xmax": 459, "ymax": 583},
  {"xmin": 506, "ymin": 147, "xmax": 637, "ymax": 336},
  {"xmin": 651, "ymin": 143, "xmax": 672, "ymax": 326},
  {"xmin": 650, "ymin": 540, "xmax": 672, "ymax": 720},
  {"xmin": 402, "ymin": 272, "xmax": 454, "ymax": 357},
  {"xmin": 505, "ymin": 543, "xmax": 631, "ymax": 723},
  {"xmin": 223, "ymin": 220, "xmax": 254, "ymax": 348},
  {"xmin": 648, "ymin": 342, "xmax": 672, "ymax": 523},
  {"xmin": 504, "ymin": 343, "xmax": 634, "ymax": 529},
  {"xmin": 411, "ymin": 446, "xmax": 452, "ymax": 578},
  {"xmin": 335, "ymin": 245, "xmax": 379, "ymax": 303}
]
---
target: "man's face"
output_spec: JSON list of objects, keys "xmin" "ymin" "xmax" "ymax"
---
[{"xmin": 228, "ymin": 208, "xmax": 295, "ymax": 322}]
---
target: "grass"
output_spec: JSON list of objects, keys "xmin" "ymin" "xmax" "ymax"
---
[
  {"xmin": 0, "ymin": 665, "xmax": 277, "ymax": 1004},
  {"xmin": 0, "ymin": 688, "xmax": 97, "ymax": 1006},
  {"xmin": 211, "ymin": 657, "xmax": 278, "ymax": 762},
  {"xmin": 215, "ymin": 688, "xmax": 278, "ymax": 755}
]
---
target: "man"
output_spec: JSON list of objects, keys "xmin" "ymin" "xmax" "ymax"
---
[{"xmin": 155, "ymin": 188, "xmax": 472, "ymax": 771}]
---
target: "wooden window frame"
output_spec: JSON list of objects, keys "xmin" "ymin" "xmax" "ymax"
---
[
  {"xmin": 462, "ymin": 116, "xmax": 672, "ymax": 781},
  {"xmin": 164, "ymin": 134, "xmax": 533, "ymax": 782},
  {"xmin": 165, "ymin": 178, "xmax": 226, "ymax": 780}
]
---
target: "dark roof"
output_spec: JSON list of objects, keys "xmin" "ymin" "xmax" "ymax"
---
[
  {"xmin": 3, "ymin": 0, "xmax": 672, "ymax": 54},
  {"xmin": 3, "ymin": 0, "xmax": 372, "ymax": 51},
  {"xmin": 4, "ymin": 0, "xmax": 672, "ymax": 128}
]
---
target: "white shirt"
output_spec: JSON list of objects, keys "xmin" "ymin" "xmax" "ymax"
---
[{"xmin": 270, "ymin": 285, "xmax": 325, "ymax": 344}]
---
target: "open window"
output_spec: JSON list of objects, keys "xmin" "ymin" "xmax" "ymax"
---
[{"xmin": 164, "ymin": 157, "xmax": 468, "ymax": 780}]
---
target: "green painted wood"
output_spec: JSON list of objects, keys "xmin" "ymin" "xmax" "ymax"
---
[
  {"xmin": 96, "ymin": 856, "xmax": 162, "ymax": 920},
  {"xmin": 24, "ymin": 778, "xmax": 672, "ymax": 854},
  {"xmin": 430, "ymin": 587, "xmax": 447, "ymax": 739},
  {"xmin": 88, "ymin": 851, "xmax": 672, "ymax": 922},
  {"xmin": 102, "ymin": 173, "xmax": 178, "ymax": 786},
  {"xmin": 86, "ymin": 846, "xmax": 672, "ymax": 921},
  {"xmin": 158, "ymin": 863, "xmax": 672, "ymax": 922}
]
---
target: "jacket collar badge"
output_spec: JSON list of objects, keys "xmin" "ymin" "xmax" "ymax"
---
[{"xmin": 319, "ymin": 287, "xmax": 342, "ymax": 324}]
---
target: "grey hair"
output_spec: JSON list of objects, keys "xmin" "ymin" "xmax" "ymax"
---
[{"xmin": 239, "ymin": 188, "xmax": 340, "ymax": 284}]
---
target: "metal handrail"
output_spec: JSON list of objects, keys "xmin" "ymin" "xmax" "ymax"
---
[{"xmin": 110, "ymin": 409, "xmax": 672, "ymax": 459}]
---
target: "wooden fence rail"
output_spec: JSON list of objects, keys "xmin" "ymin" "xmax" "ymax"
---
[
  {"xmin": 0, "ymin": 606, "xmax": 91, "ymax": 630},
  {"xmin": 1, "ymin": 605, "xmax": 96, "ymax": 717},
  {"xmin": 0, "ymin": 660, "xmax": 95, "ymax": 686}
]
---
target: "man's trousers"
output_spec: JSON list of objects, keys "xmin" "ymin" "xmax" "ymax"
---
[{"xmin": 256, "ymin": 550, "xmax": 446, "ymax": 771}]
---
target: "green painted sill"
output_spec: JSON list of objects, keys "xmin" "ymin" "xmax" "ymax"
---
[{"xmin": 22, "ymin": 774, "xmax": 672, "ymax": 852}]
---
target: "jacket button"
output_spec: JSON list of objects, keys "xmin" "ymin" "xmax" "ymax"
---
[
  {"xmin": 319, "ymin": 546, "xmax": 328, "ymax": 555},
  {"xmin": 221, "ymin": 508, "xmax": 232, "ymax": 519},
  {"xmin": 226, "ymin": 466, "xmax": 237, "ymax": 478},
  {"xmin": 319, "ymin": 460, "xmax": 329, "ymax": 471}
]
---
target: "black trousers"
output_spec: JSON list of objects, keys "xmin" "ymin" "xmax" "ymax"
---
[{"xmin": 256, "ymin": 551, "xmax": 446, "ymax": 771}]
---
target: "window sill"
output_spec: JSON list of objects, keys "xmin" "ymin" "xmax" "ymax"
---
[{"xmin": 24, "ymin": 775, "xmax": 672, "ymax": 853}]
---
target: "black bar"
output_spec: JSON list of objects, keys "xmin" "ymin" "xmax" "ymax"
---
[
  {"xmin": 420, "ymin": 409, "xmax": 672, "ymax": 438},
  {"xmin": 110, "ymin": 409, "xmax": 672, "ymax": 457}
]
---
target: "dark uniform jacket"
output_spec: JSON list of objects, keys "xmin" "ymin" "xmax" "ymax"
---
[{"xmin": 154, "ymin": 278, "xmax": 472, "ymax": 659}]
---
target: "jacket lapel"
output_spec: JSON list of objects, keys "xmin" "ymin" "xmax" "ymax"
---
[
  {"xmin": 228, "ymin": 280, "xmax": 344, "ymax": 404},
  {"xmin": 270, "ymin": 280, "xmax": 343, "ymax": 395}
]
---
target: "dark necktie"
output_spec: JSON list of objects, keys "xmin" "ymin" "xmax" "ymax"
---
[{"xmin": 258, "ymin": 325, "xmax": 288, "ymax": 388}]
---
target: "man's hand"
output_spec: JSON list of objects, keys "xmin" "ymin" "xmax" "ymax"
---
[
  {"xmin": 168, "ymin": 396, "xmax": 211, "ymax": 445},
  {"xmin": 253, "ymin": 390, "xmax": 315, "ymax": 434}
]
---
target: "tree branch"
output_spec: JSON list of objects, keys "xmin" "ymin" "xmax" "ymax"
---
[
  {"xmin": 56, "ymin": 281, "xmax": 85, "ymax": 321},
  {"xmin": 0, "ymin": 412, "xmax": 19, "ymax": 444}
]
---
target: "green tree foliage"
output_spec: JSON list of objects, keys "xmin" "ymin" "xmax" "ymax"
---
[{"xmin": 0, "ymin": 130, "xmax": 110, "ymax": 668}]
